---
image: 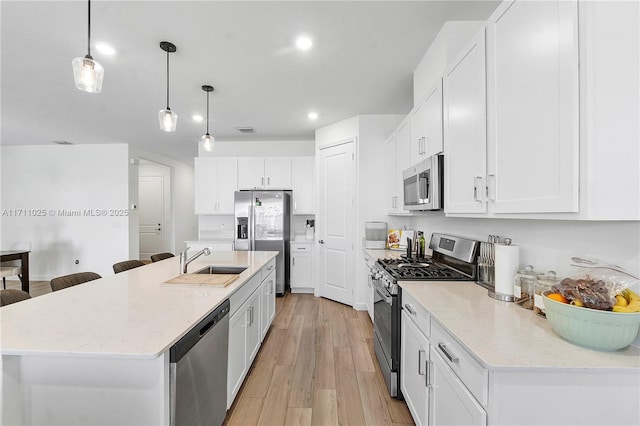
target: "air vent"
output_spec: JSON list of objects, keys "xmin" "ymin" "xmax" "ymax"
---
[
  {"xmin": 235, "ymin": 127, "xmax": 254, "ymax": 134},
  {"xmin": 52, "ymin": 140, "xmax": 73, "ymax": 145}
]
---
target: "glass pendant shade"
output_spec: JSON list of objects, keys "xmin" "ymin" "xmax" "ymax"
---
[
  {"xmin": 159, "ymin": 109, "xmax": 178, "ymax": 132},
  {"xmin": 72, "ymin": 55, "xmax": 104, "ymax": 93},
  {"xmin": 201, "ymin": 133, "xmax": 214, "ymax": 151}
]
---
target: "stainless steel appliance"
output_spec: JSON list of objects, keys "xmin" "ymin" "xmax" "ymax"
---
[
  {"xmin": 234, "ymin": 190, "xmax": 290, "ymax": 295},
  {"xmin": 170, "ymin": 299, "xmax": 230, "ymax": 426},
  {"xmin": 370, "ymin": 233, "xmax": 479, "ymax": 398},
  {"xmin": 402, "ymin": 154, "xmax": 444, "ymax": 211}
]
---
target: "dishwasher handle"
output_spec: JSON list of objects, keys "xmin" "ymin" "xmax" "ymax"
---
[{"xmin": 170, "ymin": 299, "xmax": 230, "ymax": 363}]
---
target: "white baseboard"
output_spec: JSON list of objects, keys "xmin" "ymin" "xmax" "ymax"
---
[
  {"xmin": 353, "ymin": 303, "xmax": 367, "ymax": 311},
  {"xmin": 290, "ymin": 288, "xmax": 315, "ymax": 294}
]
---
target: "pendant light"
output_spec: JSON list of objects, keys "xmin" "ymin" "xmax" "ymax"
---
[
  {"xmin": 159, "ymin": 41, "xmax": 177, "ymax": 132},
  {"xmin": 72, "ymin": 0, "xmax": 104, "ymax": 93},
  {"xmin": 201, "ymin": 85, "xmax": 215, "ymax": 151}
]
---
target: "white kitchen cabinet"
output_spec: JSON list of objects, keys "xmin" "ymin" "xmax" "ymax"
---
[
  {"xmin": 444, "ymin": 28, "xmax": 488, "ymax": 214},
  {"xmin": 431, "ymin": 348, "xmax": 487, "ymax": 426},
  {"xmin": 260, "ymin": 269, "xmax": 276, "ymax": 339},
  {"xmin": 290, "ymin": 242, "xmax": 313, "ymax": 293},
  {"xmin": 401, "ymin": 309, "xmax": 431, "ymax": 426},
  {"xmin": 485, "ymin": 0, "xmax": 579, "ymax": 213},
  {"xmin": 194, "ymin": 157, "xmax": 238, "ymax": 215},
  {"xmin": 227, "ymin": 282, "xmax": 261, "ymax": 408},
  {"xmin": 410, "ymin": 79, "xmax": 443, "ymax": 165},
  {"xmin": 291, "ymin": 156, "xmax": 315, "ymax": 214},
  {"xmin": 385, "ymin": 120, "xmax": 411, "ymax": 215},
  {"xmin": 238, "ymin": 157, "xmax": 292, "ymax": 190}
]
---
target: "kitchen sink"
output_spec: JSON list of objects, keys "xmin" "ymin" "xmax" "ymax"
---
[{"xmin": 194, "ymin": 265, "xmax": 248, "ymax": 275}]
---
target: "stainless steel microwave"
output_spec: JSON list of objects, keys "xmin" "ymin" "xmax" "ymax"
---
[{"xmin": 402, "ymin": 154, "xmax": 444, "ymax": 211}]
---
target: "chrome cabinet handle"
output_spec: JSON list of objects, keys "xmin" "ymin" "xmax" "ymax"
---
[
  {"xmin": 426, "ymin": 360, "xmax": 433, "ymax": 388},
  {"xmin": 267, "ymin": 176, "xmax": 270, "ymax": 185},
  {"xmin": 418, "ymin": 350, "xmax": 426, "ymax": 376},
  {"xmin": 261, "ymin": 177, "xmax": 264, "ymax": 186},
  {"xmin": 404, "ymin": 304, "xmax": 416, "ymax": 315},
  {"xmin": 487, "ymin": 174, "xmax": 496, "ymax": 202},
  {"xmin": 293, "ymin": 257, "xmax": 295, "ymax": 266},
  {"xmin": 438, "ymin": 343, "xmax": 459, "ymax": 363},
  {"xmin": 294, "ymin": 201, "xmax": 297, "ymax": 212}
]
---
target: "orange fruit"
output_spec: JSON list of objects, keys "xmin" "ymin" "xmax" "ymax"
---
[{"xmin": 547, "ymin": 293, "xmax": 569, "ymax": 304}]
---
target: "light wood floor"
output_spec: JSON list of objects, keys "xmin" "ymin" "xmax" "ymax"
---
[{"xmin": 224, "ymin": 293, "xmax": 414, "ymax": 426}]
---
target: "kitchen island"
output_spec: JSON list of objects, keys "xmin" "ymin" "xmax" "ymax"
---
[{"xmin": 0, "ymin": 251, "xmax": 277, "ymax": 425}]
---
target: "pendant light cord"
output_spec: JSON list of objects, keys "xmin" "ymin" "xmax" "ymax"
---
[
  {"xmin": 87, "ymin": 0, "xmax": 92, "ymax": 57},
  {"xmin": 166, "ymin": 50, "xmax": 170, "ymax": 109},
  {"xmin": 206, "ymin": 91, "xmax": 210, "ymax": 134}
]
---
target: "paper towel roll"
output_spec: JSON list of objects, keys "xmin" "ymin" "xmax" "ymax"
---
[{"xmin": 494, "ymin": 244, "xmax": 520, "ymax": 296}]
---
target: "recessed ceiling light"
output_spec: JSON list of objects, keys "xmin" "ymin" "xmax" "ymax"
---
[
  {"xmin": 95, "ymin": 43, "xmax": 116, "ymax": 56},
  {"xmin": 296, "ymin": 37, "xmax": 313, "ymax": 50},
  {"xmin": 307, "ymin": 112, "xmax": 318, "ymax": 120},
  {"xmin": 192, "ymin": 115, "xmax": 204, "ymax": 122}
]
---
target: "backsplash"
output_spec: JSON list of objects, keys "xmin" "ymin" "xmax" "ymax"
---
[{"xmin": 198, "ymin": 215, "xmax": 235, "ymax": 240}]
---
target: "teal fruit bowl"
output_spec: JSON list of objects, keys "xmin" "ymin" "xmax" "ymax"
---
[{"xmin": 542, "ymin": 291, "xmax": 640, "ymax": 351}]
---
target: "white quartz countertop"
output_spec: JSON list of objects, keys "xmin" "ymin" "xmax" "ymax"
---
[
  {"xmin": 0, "ymin": 251, "xmax": 277, "ymax": 359},
  {"xmin": 400, "ymin": 281, "xmax": 640, "ymax": 372}
]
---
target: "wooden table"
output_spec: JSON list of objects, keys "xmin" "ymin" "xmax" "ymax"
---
[{"xmin": 1, "ymin": 250, "xmax": 30, "ymax": 293}]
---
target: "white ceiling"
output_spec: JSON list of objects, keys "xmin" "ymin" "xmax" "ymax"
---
[{"xmin": 1, "ymin": 1, "xmax": 500, "ymax": 164}]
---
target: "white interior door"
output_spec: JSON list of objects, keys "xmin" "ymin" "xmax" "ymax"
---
[
  {"xmin": 139, "ymin": 176, "xmax": 164, "ymax": 260},
  {"xmin": 317, "ymin": 141, "xmax": 355, "ymax": 306}
]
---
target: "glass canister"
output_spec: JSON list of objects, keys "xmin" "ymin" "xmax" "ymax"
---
[
  {"xmin": 534, "ymin": 271, "xmax": 560, "ymax": 317},
  {"xmin": 513, "ymin": 265, "xmax": 537, "ymax": 310}
]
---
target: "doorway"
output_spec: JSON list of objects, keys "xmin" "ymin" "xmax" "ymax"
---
[
  {"xmin": 138, "ymin": 160, "xmax": 172, "ymax": 260},
  {"xmin": 317, "ymin": 140, "xmax": 356, "ymax": 306}
]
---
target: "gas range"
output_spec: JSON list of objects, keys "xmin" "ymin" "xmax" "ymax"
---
[{"xmin": 373, "ymin": 233, "xmax": 479, "ymax": 294}]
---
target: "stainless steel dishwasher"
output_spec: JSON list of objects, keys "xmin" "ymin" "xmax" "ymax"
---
[{"xmin": 170, "ymin": 299, "xmax": 230, "ymax": 426}]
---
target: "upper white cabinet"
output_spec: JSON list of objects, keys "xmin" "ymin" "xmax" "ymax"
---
[
  {"xmin": 444, "ymin": 29, "xmax": 488, "ymax": 214},
  {"xmin": 385, "ymin": 120, "xmax": 411, "ymax": 215},
  {"xmin": 238, "ymin": 157, "xmax": 292, "ymax": 190},
  {"xmin": 410, "ymin": 79, "xmax": 444, "ymax": 165},
  {"xmin": 291, "ymin": 157, "xmax": 315, "ymax": 214},
  {"xmin": 446, "ymin": 0, "xmax": 580, "ymax": 215},
  {"xmin": 194, "ymin": 157, "xmax": 238, "ymax": 215},
  {"xmin": 485, "ymin": 0, "xmax": 579, "ymax": 213}
]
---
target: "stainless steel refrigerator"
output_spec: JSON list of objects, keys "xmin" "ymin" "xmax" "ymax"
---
[{"xmin": 234, "ymin": 191, "xmax": 290, "ymax": 295}]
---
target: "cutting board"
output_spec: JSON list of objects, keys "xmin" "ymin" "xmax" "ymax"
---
[{"xmin": 165, "ymin": 274, "xmax": 239, "ymax": 287}]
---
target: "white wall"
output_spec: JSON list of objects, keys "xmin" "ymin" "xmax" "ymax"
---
[
  {"xmin": 1, "ymin": 144, "xmax": 131, "ymax": 279},
  {"xmin": 198, "ymin": 140, "xmax": 315, "ymax": 157}
]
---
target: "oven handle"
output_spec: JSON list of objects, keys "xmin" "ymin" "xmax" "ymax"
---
[{"xmin": 373, "ymin": 281, "xmax": 393, "ymax": 305}]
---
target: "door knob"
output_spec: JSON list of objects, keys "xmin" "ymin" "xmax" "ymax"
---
[
  {"xmin": 319, "ymin": 240, "xmax": 325, "ymax": 244},
  {"xmin": 157, "ymin": 228, "xmax": 161, "ymax": 231}
]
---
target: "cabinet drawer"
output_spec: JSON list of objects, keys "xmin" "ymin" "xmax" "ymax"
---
[
  {"xmin": 290, "ymin": 243, "xmax": 313, "ymax": 253},
  {"xmin": 230, "ymin": 274, "xmax": 261, "ymax": 317},
  {"xmin": 261, "ymin": 259, "xmax": 276, "ymax": 281},
  {"xmin": 401, "ymin": 290, "xmax": 430, "ymax": 338},
  {"xmin": 431, "ymin": 321, "xmax": 488, "ymax": 406}
]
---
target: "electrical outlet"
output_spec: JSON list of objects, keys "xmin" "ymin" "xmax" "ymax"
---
[{"xmin": 220, "ymin": 223, "xmax": 225, "ymax": 229}]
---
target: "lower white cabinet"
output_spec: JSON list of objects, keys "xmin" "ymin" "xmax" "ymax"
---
[
  {"xmin": 431, "ymin": 347, "xmax": 487, "ymax": 426},
  {"xmin": 401, "ymin": 310, "xmax": 431, "ymax": 426},
  {"xmin": 227, "ymin": 260, "xmax": 277, "ymax": 409},
  {"xmin": 227, "ymin": 283, "xmax": 261, "ymax": 408},
  {"xmin": 290, "ymin": 243, "xmax": 313, "ymax": 292},
  {"xmin": 260, "ymin": 269, "xmax": 276, "ymax": 339}
]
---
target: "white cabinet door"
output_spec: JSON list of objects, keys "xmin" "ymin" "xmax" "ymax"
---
[
  {"xmin": 291, "ymin": 157, "xmax": 315, "ymax": 214},
  {"xmin": 238, "ymin": 157, "xmax": 266, "ymax": 190},
  {"xmin": 260, "ymin": 270, "xmax": 276, "ymax": 339},
  {"xmin": 246, "ymin": 288, "xmax": 262, "ymax": 364},
  {"xmin": 194, "ymin": 157, "xmax": 238, "ymax": 214},
  {"xmin": 396, "ymin": 120, "xmax": 411, "ymax": 211},
  {"xmin": 291, "ymin": 251, "xmax": 312, "ymax": 289},
  {"xmin": 411, "ymin": 80, "xmax": 443, "ymax": 165},
  {"xmin": 444, "ymin": 29, "xmax": 488, "ymax": 214},
  {"xmin": 216, "ymin": 159, "xmax": 238, "ymax": 214},
  {"xmin": 265, "ymin": 157, "xmax": 292, "ymax": 189},
  {"xmin": 430, "ymin": 348, "xmax": 487, "ymax": 426},
  {"xmin": 384, "ymin": 135, "xmax": 399, "ymax": 213},
  {"xmin": 401, "ymin": 310, "xmax": 430, "ymax": 426},
  {"xmin": 227, "ymin": 305, "xmax": 249, "ymax": 408},
  {"xmin": 486, "ymin": 0, "xmax": 579, "ymax": 213},
  {"xmin": 194, "ymin": 157, "xmax": 218, "ymax": 214}
]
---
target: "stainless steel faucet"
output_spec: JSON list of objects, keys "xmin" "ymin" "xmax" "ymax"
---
[{"xmin": 180, "ymin": 247, "xmax": 211, "ymax": 273}]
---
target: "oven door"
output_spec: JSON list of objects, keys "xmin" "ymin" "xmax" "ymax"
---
[{"xmin": 372, "ymin": 277, "xmax": 399, "ymax": 397}]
